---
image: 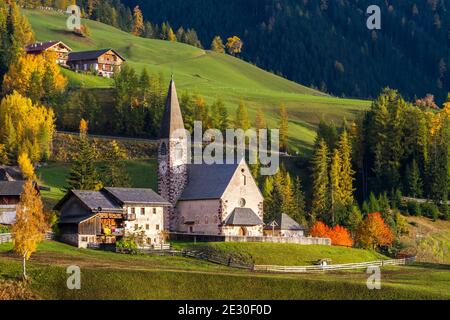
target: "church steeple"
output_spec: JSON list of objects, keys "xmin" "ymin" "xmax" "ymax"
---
[
  {"xmin": 158, "ymin": 77, "xmax": 188, "ymax": 232},
  {"xmin": 159, "ymin": 78, "xmax": 185, "ymax": 139}
]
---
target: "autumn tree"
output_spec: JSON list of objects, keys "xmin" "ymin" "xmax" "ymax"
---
[
  {"xmin": 2, "ymin": 52, "xmax": 67, "ymax": 104},
  {"xmin": 226, "ymin": 36, "xmax": 243, "ymax": 55},
  {"xmin": 309, "ymin": 221, "xmax": 329, "ymax": 238},
  {"xmin": 18, "ymin": 152, "xmax": 36, "ymax": 181},
  {"xmin": 131, "ymin": 6, "xmax": 144, "ymax": 36},
  {"xmin": 12, "ymin": 179, "xmax": 47, "ymax": 280},
  {"xmin": 234, "ymin": 101, "xmax": 250, "ymax": 130},
  {"xmin": 0, "ymin": 144, "xmax": 8, "ymax": 165},
  {"xmin": 356, "ymin": 212, "xmax": 394, "ymax": 250},
  {"xmin": 0, "ymin": 91, "xmax": 55, "ymax": 162},
  {"xmin": 310, "ymin": 221, "xmax": 353, "ymax": 247},
  {"xmin": 210, "ymin": 36, "xmax": 225, "ymax": 53}
]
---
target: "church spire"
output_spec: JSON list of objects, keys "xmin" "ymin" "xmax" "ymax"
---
[{"xmin": 160, "ymin": 78, "xmax": 185, "ymax": 139}]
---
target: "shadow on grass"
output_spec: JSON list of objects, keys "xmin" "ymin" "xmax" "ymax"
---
[{"xmin": 411, "ymin": 262, "xmax": 450, "ymax": 270}]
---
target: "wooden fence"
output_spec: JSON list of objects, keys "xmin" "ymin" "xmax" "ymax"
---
[
  {"xmin": 0, "ymin": 232, "xmax": 55, "ymax": 244},
  {"xmin": 253, "ymin": 257, "xmax": 416, "ymax": 273}
]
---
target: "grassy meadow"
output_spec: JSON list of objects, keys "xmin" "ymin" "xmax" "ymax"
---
[
  {"xmin": 36, "ymin": 159, "xmax": 157, "ymax": 207},
  {"xmin": 0, "ymin": 241, "xmax": 449, "ymax": 300},
  {"xmin": 172, "ymin": 242, "xmax": 388, "ymax": 266},
  {"xmin": 23, "ymin": 9, "xmax": 371, "ymax": 154}
]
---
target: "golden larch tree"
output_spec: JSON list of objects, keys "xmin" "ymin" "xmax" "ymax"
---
[
  {"xmin": 12, "ymin": 180, "xmax": 47, "ymax": 280},
  {"xmin": 17, "ymin": 152, "xmax": 36, "ymax": 181},
  {"xmin": 131, "ymin": 6, "xmax": 145, "ymax": 36}
]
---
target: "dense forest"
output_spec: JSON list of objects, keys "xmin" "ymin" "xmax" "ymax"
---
[{"xmin": 122, "ymin": 0, "xmax": 450, "ymax": 102}]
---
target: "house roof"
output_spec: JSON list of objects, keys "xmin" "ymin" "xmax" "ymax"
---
[
  {"xmin": 103, "ymin": 187, "xmax": 171, "ymax": 206},
  {"xmin": 224, "ymin": 208, "xmax": 263, "ymax": 226},
  {"xmin": 54, "ymin": 190, "xmax": 123, "ymax": 213},
  {"xmin": 264, "ymin": 213, "xmax": 305, "ymax": 231},
  {"xmin": 0, "ymin": 181, "xmax": 26, "ymax": 197},
  {"xmin": 0, "ymin": 166, "xmax": 24, "ymax": 181},
  {"xmin": 179, "ymin": 163, "xmax": 240, "ymax": 201},
  {"xmin": 25, "ymin": 40, "xmax": 72, "ymax": 53},
  {"xmin": 67, "ymin": 49, "xmax": 125, "ymax": 62},
  {"xmin": 159, "ymin": 79, "xmax": 185, "ymax": 139},
  {"xmin": 59, "ymin": 213, "xmax": 97, "ymax": 224}
]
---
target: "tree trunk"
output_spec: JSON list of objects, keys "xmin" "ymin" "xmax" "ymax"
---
[{"xmin": 22, "ymin": 254, "xmax": 27, "ymax": 280}]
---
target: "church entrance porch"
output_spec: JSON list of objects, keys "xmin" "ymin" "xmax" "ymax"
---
[{"xmin": 238, "ymin": 227, "xmax": 248, "ymax": 236}]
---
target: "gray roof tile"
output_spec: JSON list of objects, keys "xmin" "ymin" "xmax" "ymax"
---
[
  {"xmin": 68, "ymin": 49, "xmax": 125, "ymax": 62},
  {"xmin": 71, "ymin": 190, "xmax": 123, "ymax": 213},
  {"xmin": 0, "ymin": 181, "xmax": 26, "ymax": 196},
  {"xmin": 179, "ymin": 163, "xmax": 239, "ymax": 200},
  {"xmin": 224, "ymin": 208, "xmax": 263, "ymax": 226},
  {"xmin": 265, "ymin": 213, "xmax": 305, "ymax": 230},
  {"xmin": 104, "ymin": 187, "xmax": 171, "ymax": 206}
]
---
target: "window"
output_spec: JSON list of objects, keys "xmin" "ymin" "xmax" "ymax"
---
[
  {"xmin": 146, "ymin": 224, "xmax": 150, "ymax": 230},
  {"xmin": 131, "ymin": 208, "xmax": 135, "ymax": 214},
  {"xmin": 189, "ymin": 226, "xmax": 193, "ymax": 233},
  {"xmin": 141, "ymin": 208, "xmax": 145, "ymax": 215},
  {"xmin": 134, "ymin": 224, "xmax": 139, "ymax": 231},
  {"xmin": 153, "ymin": 208, "xmax": 157, "ymax": 215},
  {"xmin": 205, "ymin": 217, "xmax": 208, "ymax": 224},
  {"xmin": 81, "ymin": 236, "xmax": 88, "ymax": 242},
  {"xmin": 160, "ymin": 142, "xmax": 167, "ymax": 155},
  {"xmin": 156, "ymin": 224, "xmax": 160, "ymax": 231},
  {"xmin": 239, "ymin": 198, "xmax": 246, "ymax": 207}
]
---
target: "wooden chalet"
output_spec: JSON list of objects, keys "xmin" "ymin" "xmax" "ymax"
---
[
  {"xmin": 25, "ymin": 40, "xmax": 72, "ymax": 65},
  {"xmin": 55, "ymin": 188, "xmax": 170, "ymax": 248},
  {"xmin": 67, "ymin": 49, "xmax": 125, "ymax": 78}
]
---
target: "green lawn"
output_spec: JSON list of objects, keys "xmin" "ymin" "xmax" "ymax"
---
[
  {"xmin": 172, "ymin": 242, "xmax": 388, "ymax": 266},
  {"xmin": 1, "ymin": 241, "xmax": 449, "ymax": 300},
  {"xmin": 23, "ymin": 9, "xmax": 371, "ymax": 154},
  {"xmin": 36, "ymin": 159, "xmax": 157, "ymax": 207}
]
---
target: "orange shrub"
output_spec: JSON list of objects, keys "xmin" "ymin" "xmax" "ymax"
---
[
  {"xmin": 328, "ymin": 225, "xmax": 353, "ymax": 247},
  {"xmin": 356, "ymin": 212, "xmax": 394, "ymax": 249},
  {"xmin": 310, "ymin": 221, "xmax": 329, "ymax": 238},
  {"xmin": 310, "ymin": 221, "xmax": 353, "ymax": 247}
]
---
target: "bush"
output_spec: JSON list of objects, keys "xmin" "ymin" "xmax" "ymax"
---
[
  {"xmin": 420, "ymin": 202, "xmax": 440, "ymax": 221},
  {"xmin": 407, "ymin": 201, "xmax": 421, "ymax": 216},
  {"xmin": 116, "ymin": 237, "xmax": 139, "ymax": 255},
  {"xmin": 0, "ymin": 225, "xmax": 10, "ymax": 234}
]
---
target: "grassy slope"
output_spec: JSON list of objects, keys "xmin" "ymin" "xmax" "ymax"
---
[
  {"xmin": 0, "ymin": 241, "xmax": 449, "ymax": 299},
  {"xmin": 36, "ymin": 160, "xmax": 156, "ymax": 207},
  {"xmin": 172, "ymin": 242, "xmax": 388, "ymax": 265},
  {"xmin": 402, "ymin": 217, "xmax": 450, "ymax": 264},
  {"xmin": 24, "ymin": 9, "xmax": 370, "ymax": 154}
]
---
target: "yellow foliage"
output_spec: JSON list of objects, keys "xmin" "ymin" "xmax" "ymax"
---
[
  {"xmin": 0, "ymin": 91, "xmax": 55, "ymax": 162},
  {"xmin": 12, "ymin": 180, "xmax": 47, "ymax": 261},
  {"xmin": 18, "ymin": 153, "xmax": 36, "ymax": 181},
  {"xmin": 226, "ymin": 36, "xmax": 243, "ymax": 55},
  {"xmin": 2, "ymin": 52, "xmax": 67, "ymax": 99},
  {"xmin": 79, "ymin": 118, "xmax": 89, "ymax": 137}
]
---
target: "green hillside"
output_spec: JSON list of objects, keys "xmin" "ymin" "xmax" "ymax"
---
[{"xmin": 24, "ymin": 9, "xmax": 370, "ymax": 153}]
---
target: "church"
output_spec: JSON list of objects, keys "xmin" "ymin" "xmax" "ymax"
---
[{"xmin": 158, "ymin": 79, "xmax": 265, "ymax": 237}]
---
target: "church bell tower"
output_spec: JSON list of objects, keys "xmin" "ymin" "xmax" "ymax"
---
[{"xmin": 158, "ymin": 77, "xmax": 188, "ymax": 231}]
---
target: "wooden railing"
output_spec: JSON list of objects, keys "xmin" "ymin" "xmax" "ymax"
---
[
  {"xmin": 252, "ymin": 257, "xmax": 416, "ymax": 273},
  {"xmin": 0, "ymin": 232, "xmax": 55, "ymax": 244}
]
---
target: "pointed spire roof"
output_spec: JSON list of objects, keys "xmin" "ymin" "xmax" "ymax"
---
[{"xmin": 160, "ymin": 78, "xmax": 185, "ymax": 139}]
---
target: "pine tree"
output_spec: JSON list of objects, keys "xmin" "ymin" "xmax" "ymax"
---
[
  {"xmin": 66, "ymin": 120, "xmax": 99, "ymax": 191},
  {"xmin": 234, "ymin": 101, "xmax": 250, "ymax": 130},
  {"xmin": 217, "ymin": 100, "xmax": 229, "ymax": 132},
  {"xmin": 311, "ymin": 139, "xmax": 330, "ymax": 221},
  {"xmin": 255, "ymin": 107, "xmax": 266, "ymax": 132},
  {"xmin": 293, "ymin": 176, "xmax": 306, "ymax": 225},
  {"xmin": 346, "ymin": 205, "xmax": 363, "ymax": 234},
  {"xmin": 330, "ymin": 148, "xmax": 341, "ymax": 221},
  {"xmin": 279, "ymin": 103, "xmax": 289, "ymax": 152},
  {"xmin": 210, "ymin": 36, "xmax": 225, "ymax": 53},
  {"xmin": 337, "ymin": 130, "xmax": 355, "ymax": 206},
  {"xmin": 405, "ymin": 159, "xmax": 423, "ymax": 198},
  {"xmin": 281, "ymin": 172, "xmax": 297, "ymax": 219},
  {"xmin": 100, "ymin": 140, "xmax": 131, "ymax": 187}
]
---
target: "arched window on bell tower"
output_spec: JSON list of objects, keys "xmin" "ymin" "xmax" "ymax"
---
[{"xmin": 160, "ymin": 142, "xmax": 167, "ymax": 156}]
